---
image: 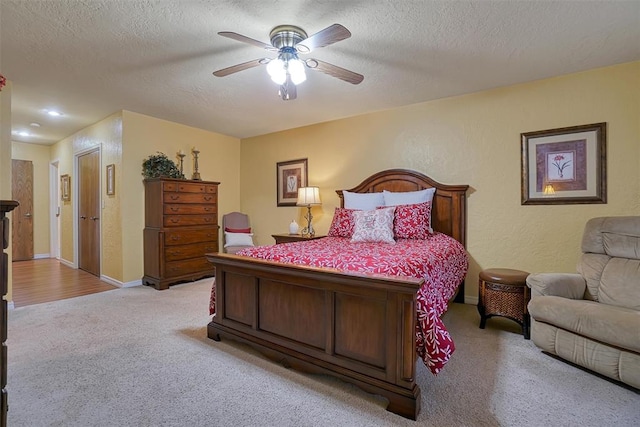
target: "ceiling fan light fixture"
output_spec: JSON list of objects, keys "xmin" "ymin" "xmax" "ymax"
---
[
  {"xmin": 288, "ymin": 59, "xmax": 306, "ymax": 85},
  {"xmin": 267, "ymin": 58, "xmax": 286, "ymax": 84},
  {"xmin": 214, "ymin": 23, "xmax": 363, "ymax": 99}
]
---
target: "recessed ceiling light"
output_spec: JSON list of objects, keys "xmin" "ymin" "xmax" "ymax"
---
[{"xmin": 30, "ymin": 122, "xmax": 41, "ymax": 127}]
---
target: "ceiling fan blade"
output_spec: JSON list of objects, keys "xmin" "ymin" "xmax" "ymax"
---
[
  {"xmin": 296, "ymin": 24, "xmax": 351, "ymax": 53},
  {"xmin": 305, "ymin": 59, "xmax": 364, "ymax": 85},
  {"xmin": 279, "ymin": 76, "xmax": 297, "ymax": 100},
  {"xmin": 213, "ymin": 59, "xmax": 265, "ymax": 77},
  {"xmin": 218, "ymin": 31, "xmax": 278, "ymax": 51}
]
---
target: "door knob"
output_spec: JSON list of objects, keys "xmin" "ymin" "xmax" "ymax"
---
[
  {"xmin": 90, "ymin": 217, "xmax": 99, "ymax": 221},
  {"xmin": 24, "ymin": 212, "xmax": 31, "ymax": 218},
  {"xmin": 80, "ymin": 215, "xmax": 87, "ymax": 219}
]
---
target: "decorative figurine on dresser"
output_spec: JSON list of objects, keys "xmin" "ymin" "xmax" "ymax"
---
[{"xmin": 142, "ymin": 178, "xmax": 220, "ymax": 290}]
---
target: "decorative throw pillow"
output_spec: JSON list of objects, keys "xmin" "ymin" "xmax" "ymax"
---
[
  {"xmin": 328, "ymin": 207, "xmax": 357, "ymax": 238},
  {"xmin": 351, "ymin": 207, "xmax": 396, "ymax": 244},
  {"xmin": 383, "ymin": 188, "xmax": 435, "ymax": 206},
  {"xmin": 393, "ymin": 202, "xmax": 432, "ymax": 239},
  {"xmin": 224, "ymin": 232, "xmax": 254, "ymax": 248},
  {"xmin": 343, "ymin": 190, "xmax": 385, "ymax": 210},
  {"xmin": 225, "ymin": 227, "xmax": 251, "ymax": 233}
]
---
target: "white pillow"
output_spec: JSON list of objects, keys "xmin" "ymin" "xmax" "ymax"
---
[
  {"xmin": 350, "ymin": 207, "xmax": 396, "ymax": 244},
  {"xmin": 383, "ymin": 188, "xmax": 436, "ymax": 206},
  {"xmin": 224, "ymin": 232, "xmax": 254, "ymax": 248},
  {"xmin": 343, "ymin": 190, "xmax": 385, "ymax": 210}
]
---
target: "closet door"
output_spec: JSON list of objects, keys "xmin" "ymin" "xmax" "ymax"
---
[{"xmin": 78, "ymin": 150, "xmax": 100, "ymax": 276}]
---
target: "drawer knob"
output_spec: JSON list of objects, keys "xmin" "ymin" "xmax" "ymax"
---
[
  {"xmin": 204, "ymin": 196, "xmax": 213, "ymax": 201},
  {"xmin": 170, "ymin": 195, "xmax": 180, "ymax": 200},
  {"xmin": 170, "ymin": 218, "xmax": 180, "ymax": 223}
]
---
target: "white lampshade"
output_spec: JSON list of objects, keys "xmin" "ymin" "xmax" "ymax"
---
[
  {"xmin": 296, "ymin": 187, "xmax": 321, "ymax": 206},
  {"xmin": 267, "ymin": 56, "xmax": 306, "ymax": 86},
  {"xmin": 288, "ymin": 59, "xmax": 307, "ymax": 85},
  {"xmin": 267, "ymin": 58, "xmax": 286, "ymax": 85}
]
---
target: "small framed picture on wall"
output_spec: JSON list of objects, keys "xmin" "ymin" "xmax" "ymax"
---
[
  {"xmin": 61, "ymin": 174, "xmax": 71, "ymax": 202},
  {"xmin": 521, "ymin": 122, "xmax": 606, "ymax": 205},
  {"xmin": 106, "ymin": 164, "xmax": 115, "ymax": 195},
  {"xmin": 276, "ymin": 158, "xmax": 308, "ymax": 206}
]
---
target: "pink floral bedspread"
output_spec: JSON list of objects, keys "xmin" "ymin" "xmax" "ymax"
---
[{"xmin": 209, "ymin": 233, "xmax": 468, "ymax": 375}]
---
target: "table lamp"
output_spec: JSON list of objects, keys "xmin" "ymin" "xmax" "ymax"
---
[{"xmin": 296, "ymin": 187, "xmax": 321, "ymax": 237}]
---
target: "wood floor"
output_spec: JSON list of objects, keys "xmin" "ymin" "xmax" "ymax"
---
[{"xmin": 11, "ymin": 259, "xmax": 117, "ymax": 308}]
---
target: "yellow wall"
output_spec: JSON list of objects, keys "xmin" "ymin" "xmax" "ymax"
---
[
  {"xmin": 100, "ymin": 114, "xmax": 124, "ymax": 282},
  {"xmin": 240, "ymin": 61, "xmax": 640, "ymax": 303},
  {"xmin": 11, "ymin": 142, "xmax": 51, "ymax": 256},
  {"xmin": 50, "ymin": 112, "xmax": 123, "ymax": 275},
  {"xmin": 0, "ymin": 81, "xmax": 14, "ymax": 301},
  {"xmin": 5, "ymin": 62, "xmax": 638, "ymax": 302},
  {"xmin": 120, "ymin": 111, "xmax": 241, "ymax": 283},
  {"xmin": 14, "ymin": 110, "xmax": 241, "ymax": 289},
  {"xmin": 0, "ymin": 83, "xmax": 10, "ymax": 198}
]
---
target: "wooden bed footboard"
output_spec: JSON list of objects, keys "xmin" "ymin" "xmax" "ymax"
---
[{"xmin": 207, "ymin": 252, "xmax": 424, "ymax": 420}]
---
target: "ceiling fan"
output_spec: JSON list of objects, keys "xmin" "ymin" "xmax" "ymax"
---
[{"xmin": 213, "ymin": 23, "xmax": 364, "ymax": 100}]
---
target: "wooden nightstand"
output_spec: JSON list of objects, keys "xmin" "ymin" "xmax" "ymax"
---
[{"xmin": 272, "ymin": 234, "xmax": 326, "ymax": 244}]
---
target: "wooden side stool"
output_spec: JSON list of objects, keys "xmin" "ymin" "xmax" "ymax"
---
[{"xmin": 478, "ymin": 268, "xmax": 531, "ymax": 339}]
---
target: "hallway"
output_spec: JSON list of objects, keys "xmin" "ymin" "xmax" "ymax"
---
[{"xmin": 11, "ymin": 259, "xmax": 117, "ymax": 308}]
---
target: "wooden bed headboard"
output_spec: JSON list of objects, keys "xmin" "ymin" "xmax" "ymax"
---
[{"xmin": 336, "ymin": 169, "xmax": 469, "ymax": 246}]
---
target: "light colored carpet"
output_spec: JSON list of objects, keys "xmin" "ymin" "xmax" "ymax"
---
[{"xmin": 7, "ymin": 279, "xmax": 639, "ymax": 427}]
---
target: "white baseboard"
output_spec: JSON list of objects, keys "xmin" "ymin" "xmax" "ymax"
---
[
  {"xmin": 59, "ymin": 258, "xmax": 74, "ymax": 268},
  {"xmin": 100, "ymin": 274, "xmax": 141, "ymax": 288},
  {"xmin": 122, "ymin": 279, "xmax": 142, "ymax": 288},
  {"xmin": 33, "ymin": 253, "xmax": 50, "ymax": 259}
]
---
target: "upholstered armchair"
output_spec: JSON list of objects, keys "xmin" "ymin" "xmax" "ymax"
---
[
  {"xmin": 527, "ymin": 216, "xmax": 640, "ymax": 389},
  {"xmin": 222, "ymin": 212, "xmax": 254, "ymax": 254}
]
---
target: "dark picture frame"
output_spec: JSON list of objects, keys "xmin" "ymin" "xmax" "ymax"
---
[
  {"xmin": 276, "ymin": 158, "xmax": 308, "ymax": 206},
  {"xmin": 106, "ymin": 164, "xmax": 115, "ymax": 195},
  {"xmin": 61, "ymin": 174, "xmax": 71, "ymax": 201},
  {"xmin": 521, "ymin": 122, "xmax": 606, "ymax": 205}
]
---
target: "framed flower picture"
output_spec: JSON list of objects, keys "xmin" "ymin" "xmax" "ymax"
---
[
  {"xmin": 106, "ymin": 164, "xmax": 115, "ymax": 195},
  {"xmin": 276, "ymin": 158, "xmax": 308, "ymax": 206},
  {"xmin": 61, "ymin": 174, "xmax": 71, "ymax": 202},
  {"xmin": 521, "ymin": 123, "xmax": 606, "ymax": 205}
]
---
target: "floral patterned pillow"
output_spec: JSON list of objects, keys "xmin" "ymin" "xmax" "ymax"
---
[
  {"xmin": 393, "ymin": 202, "xmax": 432, "ymax": 239},
  {"xmin": 351, "ymin": 207, "xmax": 396, "ymax": 244},
  {"xmin": 328, "ymin": 207, "xmax": 357, "ymax": 238}
]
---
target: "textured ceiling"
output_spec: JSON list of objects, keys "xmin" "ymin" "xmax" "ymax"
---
[{"xmin": 2, "ymin": 0, "xmax": 639, "ymax": 145}]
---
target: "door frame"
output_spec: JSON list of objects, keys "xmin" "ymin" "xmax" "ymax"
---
[
  {"xmin": 73, "ymin": 145, "xmax": 102, "ymax": 272},
  {"xmin": 49, "ymin": 160, "xmax": 60, "ymax": 259}
]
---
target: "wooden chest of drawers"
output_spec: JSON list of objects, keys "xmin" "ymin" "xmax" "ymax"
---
[{"xmin": 142, "ymin": 178, "xmax": 220, "ymax": 290}]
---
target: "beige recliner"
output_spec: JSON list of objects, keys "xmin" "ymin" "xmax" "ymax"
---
[{"xmin": 527, "ymin": 216, "xmax": 640, "ymax": 389}]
